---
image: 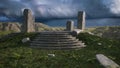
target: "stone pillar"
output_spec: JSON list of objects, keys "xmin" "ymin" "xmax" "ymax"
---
[
  {"xmin": 22, "ymin": 9, "xmax": 35, "ymax": 33},
  {"xmin": 77, "ymin": 11, "xmax": 85, "ymax": 30},
  {"xmin": 66, "ymin": 20, "xmax": 74, "ymax": 31}
]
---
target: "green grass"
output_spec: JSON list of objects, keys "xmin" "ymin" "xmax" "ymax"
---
[
  {"xmin": 0, "ymin": 32, "xmax": 120, "ymax": 68},
  {"xmin": 0, "ymin": 31, "xmax": 12, "ymax": 37},
  {"xmin": 85, "ymin": 26, "xmax": 120, "ymax": 39}
]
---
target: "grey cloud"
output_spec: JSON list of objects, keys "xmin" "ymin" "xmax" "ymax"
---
[{"xmin": 0, "ymin": 0, "xmax": 120, "ymax": 19}]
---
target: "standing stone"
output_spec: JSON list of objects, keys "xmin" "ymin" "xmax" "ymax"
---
[
  {"xmin": 77, "ymin": 11, "xmax": 85, "ymax": 30},
  {"xmin": 66, "ymin": 20, "xmax": 74, "ymax": 31},
  {"xmin": 22, "ymin": 9, "xmax": 35, "ymax": 33}
]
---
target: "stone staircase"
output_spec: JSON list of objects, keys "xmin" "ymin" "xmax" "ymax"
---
[{"xmin": 30, "ymin": 31, "xmax": 86, "ymax": 49}]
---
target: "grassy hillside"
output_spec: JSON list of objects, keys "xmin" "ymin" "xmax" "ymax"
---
[
  {"xmin": 85, "ymin": 26, "xmax": 120, "ymax": 39},
  {"xmin": 0, "ymin": 32, "xmax": 120, "ymax": 68},
  {"xmin": 0, "ymin": 31, "xmax": 12, "ymax": 37},
  {"xmin": 0, "ymin": 22, "xmax": 65, "ymax": 32}
]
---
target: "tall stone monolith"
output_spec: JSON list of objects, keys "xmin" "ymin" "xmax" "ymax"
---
[
  {"xmin": 21, "ymin": 9, "xmax": 35, "ymax": 33},
  {"xmin": 77, "ymin": 11, "xmax": 85, "ymax": 30},
  {"xmin": 66, "ymin": 20, "xmax": 74, "ymax": 31}
]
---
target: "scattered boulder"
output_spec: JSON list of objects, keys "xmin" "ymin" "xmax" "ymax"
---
[
  {"xmin": 97, "ymin": 43, "xmax": 102, "ymax": 46},
  {"xmin": 48, "ymin": 54, "xmax": 55, "ymax": 57},
  {"xmin": 96, "ymin": 54, "xmax": 120, "ymax": 68},
  {"xmin": 22, "ymin": 37, "xmax": 30, "ymax": 43},
  {"xmin": 0, "ymin": 22, "xmax": 21, "ymax": 32}
]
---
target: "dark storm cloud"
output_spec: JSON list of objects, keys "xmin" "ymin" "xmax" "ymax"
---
[{"xmin": 0, "ymin": 0, "xmax": 120, "ymax": 19}]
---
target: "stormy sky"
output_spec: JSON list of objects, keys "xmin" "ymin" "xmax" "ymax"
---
[{"xmin": 0, "ymin": 0, "xmax": 120, "ymax": 22}]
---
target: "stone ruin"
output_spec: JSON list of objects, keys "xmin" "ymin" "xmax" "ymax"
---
[
  {"xmin": 21, "ymin": 9, "xmax": 86, "ymax": 33},
  {"xmin": 66, "ymin": 11, "xmax": 86, "ymax": 31},
  {"xmin": 21, "ymin": 9, "xmax": 35, "ymax": 33},
  {"xmin": 66, "ymin": 20, "xmax": 74, "ymax": 31},
  {"xmin": 20, "ymin": 9, "xmax": 86, "ymax": 49},
  {"xmin": 77, "ymin": 11, "xmax": 86, "ymax": 30}
]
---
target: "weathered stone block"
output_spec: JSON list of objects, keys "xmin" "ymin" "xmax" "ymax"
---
[
  {"xmin": 77, "ymin": 11, "xmax": 85, "ymax": 30},
  {"xmin": 66, "ymin": 20, "xmax": 74, "ymax": 31},
  {"xmin": 72, "ymin": 29, "xmax": 82, "ymax": 36},
  {"xmin": 21, "ymin": 9, "xmax": 35, "ymax": 33}
]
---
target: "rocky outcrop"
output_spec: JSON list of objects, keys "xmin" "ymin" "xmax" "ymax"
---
[
  {"xmin": 0, "ymin": 22, "xmax": 64, "ymax": 32},
  {"xmin": 0, "ymin": 22, "xmax": 49, "ymax": 32},
  {"xmin": 0, "ymin": 22, "xmax": 21, "ymax": 32}
]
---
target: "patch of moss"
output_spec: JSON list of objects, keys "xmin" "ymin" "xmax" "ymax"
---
[{"xmin": 0, "ymin": 31, "xmax": 12, "ymax": 37}]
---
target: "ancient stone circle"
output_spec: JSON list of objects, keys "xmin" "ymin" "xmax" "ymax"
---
[
  {"xmin": 21, "ymin": 9, "xmax": 86, "ymax": 50},
  {"xmin": 22, "ymin": 9, "xmax": 86, "ymax": 33}
]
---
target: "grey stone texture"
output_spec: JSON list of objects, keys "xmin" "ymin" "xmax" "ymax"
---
[
  {"xmin": 77, "ymin": 11, "xmax": 85, "ymax": 30},
  {"xmin": 30, "ymin": 31, "xmax": 86, "ymax": 49},
  {"xmin": 72, "ymin": 29, "xmax": 82, "ymax": 36},
  {"xmin": 96, "ymin": 54, "xmax": 120, "ymax": 68},
  {"xmin": 66, "ymin": 20, "xmax": 74, "ymax": 31},
  {"xmin": 22, "ymin": 9, "xmax": 35, "ymax": 33},
  {"xmin": 22, "ymin": 37, "xmax": 30, "ymax": 43}
]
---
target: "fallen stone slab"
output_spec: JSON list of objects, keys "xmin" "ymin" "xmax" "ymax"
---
[{"xmin": 96, "ymin": 54, "xmax": 120, "ymax": 68}]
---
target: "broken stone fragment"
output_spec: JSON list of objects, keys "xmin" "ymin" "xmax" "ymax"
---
[
  {"xmin": 22, "ymin": 37, "xmax": 30, "ymax": 43},
  {"xmin": 48, "ymin": 54, "xmax": 55, "ymax": 57}
]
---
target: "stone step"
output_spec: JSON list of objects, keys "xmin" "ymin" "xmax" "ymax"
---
[
  {"xmin": 38, "ymin": 34, "xmax": 71, "ymax": 36},
  {"xmin": 34, "ymin": 36, "xmax": 75, "ymax": 39},
  {"xmin": 33, "ymin": 37, "xmax": 77, "ymax": 41},
  {"xmin": 35, "ymin": 34, "xmax": 73, "ymax": 37},
  {"xmin": 31, "ymin": 39, "xmax": 80, "ymax": 42},
  {"xmin": 32, "ymin": 39, "xmax": 79, "ymax": 42},
  {"xmin": 36, "ymin": 35, "xmax": 72, "ymax": 37},
  {"xmin": 30, "ymin": 45, "xmax": 84, "ymax": 50},
  {"xmin": 37, "ymin": 31, "xmax": 71, "ymax": 34},
  {"xmin": 30, "ymin": 40, "xmax": 81, "ymax": 44},
  {"xmin": 37, "ymin": 33, "xmax": 70, "ymax": 35},
  {"xmin": 38, "ymin": 32, "xmax": 71, "ymax": 35},
  {"xmin": 30, "ymin": 42, "xmax": 84, "ymax": 46},
  {"xmin": 30, "ymin": 31, "xmax": 86, "ymax": 50}
]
